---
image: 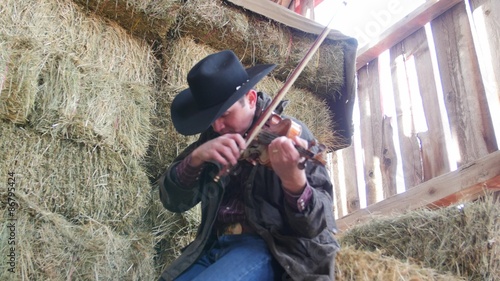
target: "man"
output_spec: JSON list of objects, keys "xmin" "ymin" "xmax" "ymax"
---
[{"xmin": 159, "ymin": 50, "xmax": 339, "ymax": 281}]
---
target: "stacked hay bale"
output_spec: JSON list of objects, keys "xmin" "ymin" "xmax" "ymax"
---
[
  {"xmin": 335, "ymin": 246, "xmax": 465, "ymax": 281},
  {"xmin": 339, "ymin": 197, "xmax": 500, "ymax": 281},
  {"xmin": 1, "ymin": 0, "xmax": 355, "ymax": 279},
  {"xmin": 175, "ymin": 0, "xmax": 347, "ymax": 98},
  {"xmin": 2, "ymin": 0, "xmax": 496, "ymax": 280},
  {"xmin": 0, "ymin": 0, "xmax": 158, "ymax": 279}
]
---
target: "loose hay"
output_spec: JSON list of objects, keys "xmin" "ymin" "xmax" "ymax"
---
[
  {"xmin": 335, "ymin": 246, "xmax": 465, "ymax": 281},
  {"xmin": 1, "ymin": 0, "xmax": 157, "ymax": 157},
  {"xmin": 0, "ymin": 194, "xmax": 155, "ymax": 281},
  {"xmin": 147, "ymin": 187, "xmax": 201, "ymax": 274},
  {"xmin": 0, "ymin": 122, "xmax": 151, "ymax": 232},
  {"xmin": 339, "ymin": 197, "xmax": 500, "ymax": 280}
]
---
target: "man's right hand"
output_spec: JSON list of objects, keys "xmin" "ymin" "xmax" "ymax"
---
[{"xmin": 190, "ymin": 134, "xmax": 246, "ymax": 167}]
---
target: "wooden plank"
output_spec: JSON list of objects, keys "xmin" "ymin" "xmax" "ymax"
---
[
  {"xmin": 356, "ymin": 0, "xmax": 463, "ymax": 70},
  {"xmin": 469, "ymin": 0, "xmax": 500, "ymax": 144},
  {"xmin": 431, "ymin": 1, "xmax": 497, "ymax": 166},
  {"xmin": 331, "ymin": 151, "xmax": 345, "ymax": 218},
  {"xmin": 331, "ymin": 147, "xmax": 360, "ymax": 218},
  {"xmin": 357, "ymin": 59, "xmax": 383, "ymax": 205},
  {"xmin": 341, "ymin": 146, "xmax": 361, "ymax": 214},
  {"xmin": 381, "ymin": 115, "xmax": 398, "ymax": 197},
  {"xmin": 336, "ymin": 149, "xmax": 500, "ymax": 232},
  {"xmin": 227, "ymin": 0, "xmax": 353, "ymax": 41},
  {"xmin": 403, "ymin": 27, "xmax": 451, "ymax": 180},
  {"xmin": 389, "ymin": 43, "xmax": 424, "ymax": 189}
]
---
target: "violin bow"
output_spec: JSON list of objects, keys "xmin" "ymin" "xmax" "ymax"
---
[{"xmin": 244, "ymin": 14, "xmax": 337, "ymax": 148}]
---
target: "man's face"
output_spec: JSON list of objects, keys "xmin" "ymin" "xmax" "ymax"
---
[{"xmin": 212, "ymin": 91, "xmax": 257, "ymax": 135}]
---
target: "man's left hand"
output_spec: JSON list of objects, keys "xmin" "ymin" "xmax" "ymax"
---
[{"xmin": 268, "ymin": 136, "xmax": 308, "ymax": 194}]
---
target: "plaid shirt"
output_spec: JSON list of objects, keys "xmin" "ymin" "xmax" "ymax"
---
[{"xmin": 175, "ymin": 155, "xmax": 313, "ymax": 228}]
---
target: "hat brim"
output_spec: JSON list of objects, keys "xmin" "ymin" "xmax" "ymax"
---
[{"xmin": 171, "ymin": 63, "xmax": 276, "ymax": 135}]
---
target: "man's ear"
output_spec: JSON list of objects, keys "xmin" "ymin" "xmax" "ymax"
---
[{"xmin": 247, "ymin": 89, "xmax": 258, "ymax": 108}]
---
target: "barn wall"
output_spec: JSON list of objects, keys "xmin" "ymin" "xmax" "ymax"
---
[{"xmin": 333, "ymin": 0, "xmax": 500, "ymax": 219}]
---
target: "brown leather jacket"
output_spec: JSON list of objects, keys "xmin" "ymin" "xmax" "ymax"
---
[{"xmin": 158, "ymin": 93, "xmax": 339, "ymax": 281}]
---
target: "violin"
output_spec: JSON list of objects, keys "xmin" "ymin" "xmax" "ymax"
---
[
  {"xmin": 241, "ymin": 112, "xmax": 326, "ymax": 169},
  {"xmin": 213, "ymin": 112, "xmax": 327, "ymax": 182}
]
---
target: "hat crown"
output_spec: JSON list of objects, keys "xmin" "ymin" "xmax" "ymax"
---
[
  {"xmin": 170, "ymin": 50, "xmax": 275, "ymax": 135},
  {"xmin": 187, "ymin": 50, "xmax": 249, "ymax": 109}
]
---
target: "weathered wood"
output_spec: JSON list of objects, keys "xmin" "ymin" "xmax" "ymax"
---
[
  {"xmin": 331, "ymin": 152, "xmax": 345, "ymax": 218},
  {"xmin": 431, "ymin": 1, "xmax": 497, "ymax": 166},
  {"xmin": 356, "ymin": 0, "xmax": 463, "ymax": 70},
  {"xmin": 403, "ymin": 27, "xmax": 452, "ymax": 180},
  {"xmin": 336, "ymin": 149, "xmax": 500, "ymax": 232},
  {"xmin": 227, "ymin": 0, "xmax": 351, "ymax": 41},
  {"xmin": 469, "ymin": 0, "xmax": 500, "ymax": 145},
  {"xmin": 389, "ymin": 44, "xmax": 424, "ymax": 189},
  {"xmin": 357, "ymin": 59, "xmax": 383, "ymax": 205},
  {"xmin": 341, "ymin": 146, "xmax": 361, "ymax": 214},
  {"xmin": 381, "ymin": 115, "xmax": 398, "ymax": 197}
]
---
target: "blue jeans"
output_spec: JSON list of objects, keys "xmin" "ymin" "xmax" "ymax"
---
[{"xmin": 174, "ymin": 234, "xmax": 282, "ymax": 281}]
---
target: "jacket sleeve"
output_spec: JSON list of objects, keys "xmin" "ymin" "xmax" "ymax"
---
[
  {"xmin": 158, "ymin": 161, "xmax": 203, "ymax": 213},
  {"xmin": 158, "ymin": 134, "xmax": 209, "ymax": 213},
  {"xmin": 282, "ymin": 119, "xmax": 337, "ymax": 238}
]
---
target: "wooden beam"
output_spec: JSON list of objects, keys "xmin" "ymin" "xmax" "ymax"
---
[
  {"xmin": 356, "ymin": 0, "xmax": 463, "ymax": 70},
  {"xmin": 336, "ymin": 150, "xmax": 500, "ymax": 232},
  {"xmin": 227, "ymin": 0, "xmax": 352, "ymax": 41}
]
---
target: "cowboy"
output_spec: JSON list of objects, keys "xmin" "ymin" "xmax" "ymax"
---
[{"xmin": 158, "ymin": 50, "xmax": 339, "ymax": 281}]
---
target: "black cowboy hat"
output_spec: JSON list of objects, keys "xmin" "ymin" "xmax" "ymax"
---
[{"xmin": 171, "ymin": 50, "xmax": 276, "ymax": 135}]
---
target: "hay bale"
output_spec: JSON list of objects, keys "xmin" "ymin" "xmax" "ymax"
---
[
  {"xmin": 144, "ymin": 37, "xmax": 215, "ymax": 180},
  {"xmin": 0, "ymin": 36, "xmax": 45, "ymax": 124},
  {"xmin": 335, "ymin": 246, "xmax": 465, "ymax": 281},
  {"xmin": 176, "ymin": 0, "xmax": 251, "ymax": 58},
  {"xmin": 145, "ymin": 84, "xmax": 199, "ymax": 180},
  {"xmin": 0, "ymin": 122, "xmax": 151, "ymax": 232},
  {"xmin": 176, "ymin": 0, "xmax": 346, "ymax": 98},
  {"xmin": 0, "ymin": 0, "xmax": 157, "ymax": 157},
  {"xmin": 247, "ymin": 18, "xmax": 345, "ymax": 98},
  {"xmin": 72, "ymin": 0, "xmax": 181, "ymax": 43},
  {"xmin": 271, "ymin": 31, "xmax": 345, "ymax": 97},
  {"xmin": 339, "ymin": 197, "xmax": 500, "ymax": 280},
  {"xmin": 0, "ymin": 195, "xmax": 155, "ymax": 280},
  {"xmin": 34, "ymin": 53, "xmax": 154, "ymax": 157},
  {"xmin": 162, "ymin": 36, "xmax": 218, "ymax": 87},
  {"xmin": 258, "ymin": 76, "xmax": 344, "ymax": 150}
]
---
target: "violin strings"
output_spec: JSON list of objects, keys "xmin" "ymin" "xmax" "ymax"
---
[
  {"xmin": 258, "ymin": 131, "xmax": 279, "ymax": 144},
  {"xmin": 258, "ymin": 131, "xmax": 314, "ymax": 157}
]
